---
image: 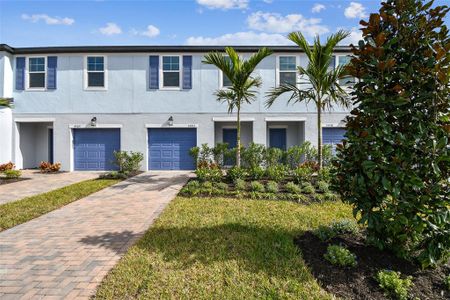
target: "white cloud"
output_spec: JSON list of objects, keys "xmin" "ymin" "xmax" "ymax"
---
[
  {"xmin": 196, "ymin": 0, "xmax": 248, "ymax": 10},
  {"xmin": 339, "ymin": 27, "xmax": 363, "ymax": 46},
  {"xmin": 247, "ymin": 11, "xmax": 329, "ymax": 36},
  {"xmin": 344, "ymin": 2, "xmax": 367, "ymax": 19},
  {"xmin": 186, "ymin": 31, "xmax": 292, "ymax": 45},
  {"xmin": 131, "ymin": 25, "xmax": 160, "ymax": 38},
  {"xmin": 312, "ymin": 4, "xmax": 326, "ymax": 13},
  {"xmin": 99, "ymin": 22, "xmax": 122, "ymax": 35},
  {"xmin": 21, "ymin": 14, "xmax": 74, "ymax": 25}
]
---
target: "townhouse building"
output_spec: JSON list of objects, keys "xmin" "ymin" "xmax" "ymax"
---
[{"xmin": 0, "ymin": 44, "xmax": 352, "ymax": 171}]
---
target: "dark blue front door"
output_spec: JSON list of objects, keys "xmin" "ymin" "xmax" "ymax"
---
[
  {"xmin": 322, "ymin": 127, "xmax": 346, "ymax": 154},
  {"xmin": 148, "ymin": 128, "xmax": 197, "ymax": 170},
  {"xmin": 223, "ymin": 128, "xmax": 237, "ymax": 165},
  {"xmin": 73, "ymin": 129, "xmax": 120, "ymax": 171},
  {"xmin": 269, "ymin": 128, "xmax": 287, "ymax": 150},
  {"xmin": 48, "ymin": 128, "xmax": 54, "ymax": 164}
]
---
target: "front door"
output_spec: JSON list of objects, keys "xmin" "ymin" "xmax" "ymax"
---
[
  {"xmin": 48, "ymin": 128, "xmax": 54, "ymax": 164},
  {"xmin": 223, "ymin": 128, "xmax": 237, "ymax": 165},
  {"xmin": 269, "ymin": 128, "xmax": 287, "ymax": 150}
]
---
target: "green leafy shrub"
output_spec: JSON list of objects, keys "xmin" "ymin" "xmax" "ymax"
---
[
  {"xmin": 316, "ymin": 181, "xmax": 329, "ymax": 193},
  {"xmin": 99, "ymin": 171, "xmax": 128, "ymax": 180},
  {"xmin": 250, "ymin": 181, "xmax": 265, "ymax": 193},
  {"xmin": 214, "ymin": 182, "xmax": 229, "ymax": 194},
  {"xmin": 227, "ymin": 166, "xmax": 247, "ymax": 181},
  {"xmin": 248, "ymin": 166, "xmax": 265, "ymax": 180},
  {"xmin": 241, "ymin": 143, "xmax": 265, "ymax": 169},
  {"xmin": 181, "ymin": 180, "xmax": 201, "ymax": 196},
  {"xmin": 376, "ymin": 270, "xmax": 412, "ymax": 300},
  {"xmin": 324, "ymin": 192, "xmax": 339, "ymax": 202},
  {"xmin": 314, "ymin": 194, "xmax": 324, "ymax": 202},
  {"xmin": 293, "ymin": 166, "xmax": 313, "ymax": 184},
  {"xmin": 266, "ymin": 165, "xmax": 287, "ymax": 182},
  {"xmin": 189, "ymin": 147, "xmax": 200, "ymax": 166},
  {"xmin": 315, "ymin": 219, "xmax": 359, "ymax": 241},
  {"xmin": 195, "ymin": 166, "xmax": 222, "ymax": 182},
  {"xmin": 293, "ymin": 194, "xmax": 309, "ymax": 204},
  {"xmin": 3, "ymin": 169, "xmax": 21, "ymax": 179},
  {"xmin": 266, "ymin": 181, "xmax": 279, "ymax": 193},
  {"xmin": 301, "ymin": 182, "xmax": 315, "ymax": 194},
  {"xmin": 113, "ymin": 151, "xmax": 144, "ymax": 174},
  {"xmin": 264, "ymin": 147, "xmax": 284, "ymax": 167},
  {"xmin": 333, "ymin": 0, "xmax": 450, "ymax": 268},
  {"xmin": 200, "ymin": 181, "xmax": 214, "ymax": 195},
  {"xmin": 445, "ymin": 275, "xmax": 450, "ymax": 291},
  {"xmin": 324, "ymin": 245, "xmax": 357, "ymax": 267},
  {"xmin": 284, "ymin": 182, "xmax": 301, "ymax": 194},
  {"xmin": 317, "ymin": 166, "xmax": 333, "ymax": 183},
  {"xmin": 234, "ymin": 179, "xmax": 247, "ymax": 192},
  {"xmin": 212, "ymin": 143, "xmax": 229, "ymax": 168}
]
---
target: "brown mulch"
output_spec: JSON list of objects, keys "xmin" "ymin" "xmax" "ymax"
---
[{"xmin": 295, "ymin": 231, "xmax": 449, "ymax": 300}]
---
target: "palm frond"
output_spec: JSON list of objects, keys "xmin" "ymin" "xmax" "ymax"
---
[
  {"xmin": 202, "ymin": 51, "xmax": 234, "ymax": 82},
  {"xmin": 265, "ymin": 83, "xmax": 313, "ymax": 108}
]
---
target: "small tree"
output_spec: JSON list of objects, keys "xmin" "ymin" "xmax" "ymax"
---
[
  {"xmin": 203, "ymin": 47, "xmax": 272, "ymax": 167},
  {"xmin": 266, "ymin": 30, "xmax": 351, "ymax": 169},
  {"xmin": 333, "ymin": 0, "xmax": 450, "ymax": 268}
]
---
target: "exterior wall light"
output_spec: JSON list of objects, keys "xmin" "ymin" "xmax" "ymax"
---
[
  {"xmin": 168, "ymin": 116, "xmax": 174, "ymax": 126},
  {"xmin": 91, "ymin": 117, "xmax": 97, "ymax": 127}
]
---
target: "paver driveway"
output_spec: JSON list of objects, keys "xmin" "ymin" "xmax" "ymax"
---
[
  {"xmin": 0, "ymin": 170, "xmax": 99, "ymax": 205},
  {"xmin": 0, "ymin": 171, "xmax": 191, "ymax": 299}
]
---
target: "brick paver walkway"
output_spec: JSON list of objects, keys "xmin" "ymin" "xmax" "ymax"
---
[
  {"xmin": 0, "ymin": 171, "xmax": 190, "ymax": 299},
  {"xmin": 0, "ymin": 170, "xmax": 100, "ymax": 205}
]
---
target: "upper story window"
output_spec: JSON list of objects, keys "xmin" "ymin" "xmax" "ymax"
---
[
  {"xmin": 28, "ymin": 57, "xmax": 46, "ymax": 89},
  {"xmin": 337, "ymin": 56, "xmax": 355, "ymax": 86},
  {"xmin": 162, "ymin": 56, "xmax": 180, "ymax": 88},
  {"xmin": 278, "ymin": 56, "xmax": 297, "ymax": 86},
  {"xmin": 86, "ymin": 56, "xmax": 106, "ymax": 89},
  {"xmin": 221, "ymin": 56, "xmax": 232, "ymax": 88}
]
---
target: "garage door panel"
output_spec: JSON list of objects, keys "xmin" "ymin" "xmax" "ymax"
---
[
  {"xmin": 74, "ymin": 129, "xmax": 120, "ymax": 171},
  {"xmin": 148, "ymin": 128, "xmax": 196, "ymax": 170},
  {"xmin": 322, "ymin": 128, "xmax": 346, "ymax": 154}
]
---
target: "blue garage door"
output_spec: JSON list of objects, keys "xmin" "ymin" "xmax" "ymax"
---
[
  {"xmin": 323, "ymin": 127, "xmax": 346, "ymax": 154},
  {"xmin": 148, "ymin": 128, "xmax": 197, "ymax": 170},
  {"xmin": 73, "ymin": 129, "xmax": 120, "ymax": 171}
]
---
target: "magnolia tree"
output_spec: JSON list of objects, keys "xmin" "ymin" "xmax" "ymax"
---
[{"xmin": 333, "ymin": 0, "xmax": 450, "ymax": 268}]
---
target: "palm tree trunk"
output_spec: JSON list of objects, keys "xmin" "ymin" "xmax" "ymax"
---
[
  {"xmin": 317, "ymin": 100, "xmax": 322, "ymax": 170},
  {"xmin": 236, "ymin": 104, "xmax": 241, "ymax": 168}
]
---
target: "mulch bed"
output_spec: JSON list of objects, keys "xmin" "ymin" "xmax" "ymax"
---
[{"xmin": 295, "ymin": 231, "xmax": 449, "ymax": 300}]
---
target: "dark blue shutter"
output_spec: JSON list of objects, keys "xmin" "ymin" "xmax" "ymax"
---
[
  {"xmin": 182, "ymin": 55, "xmax": 192, "ymax": 89},
  {"xmin": 47, "ymin": 56, "xmax": 57, "ymax": 89},
  {"xmin": 149, "ymin": 56, "xmax": 159, "ymax": 89},
  {"xmin": 16, "ymin": 57, "xmax": 25, "ymax": 90}
]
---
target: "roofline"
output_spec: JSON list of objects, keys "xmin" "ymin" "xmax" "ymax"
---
[{"xmin": 0, "ymin": 44, "xmax": 352, "ymax": 55}]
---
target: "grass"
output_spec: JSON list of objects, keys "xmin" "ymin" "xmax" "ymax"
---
[
  {"xmin": 95, "ymin": 197, "xmax": 352, "ymax": 299},
  {"xmin": 0, "ymin": 178, "xmax": 120, "ymax": 231}
]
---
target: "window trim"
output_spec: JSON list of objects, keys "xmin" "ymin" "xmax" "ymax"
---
[
  {"xmin": 159, "ymin": 54, "xmax": 182, "ymax": 90},
  {"xmin": 26, "ymin": 56, "xmax": 47, "ymax": 91},
  {"xmin": 336, "ymin": 55, "xmax": 355, "ymax": 87},
  {"xmin": 218, "ymin": 55, "xmax": 233, "ymax": 89},
  {"xmin": 84, "ymin": 55, "xmax": 108, "ymax": 91},
  {"xmin": 276, "ymin": 55, "xmax": 299, "ymax": 87}
]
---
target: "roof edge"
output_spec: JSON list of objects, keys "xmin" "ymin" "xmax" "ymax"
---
[{"xmin": 0, "ymin": 44, "xmax": 352, "ymax": 55}]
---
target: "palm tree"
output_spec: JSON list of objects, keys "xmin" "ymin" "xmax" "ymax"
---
[
  {"xmin": 203, "ymin": 47, "xmax": 272, "ymax": 167},
  {"xmin": 266, "ymin": 30, "xmax": 351, "ymax": 169},
  {"xmin": 0, "ymin": 98, "xmax": 13, "ymax": 108}
]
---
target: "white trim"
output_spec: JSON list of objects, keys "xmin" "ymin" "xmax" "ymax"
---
[
  {"xmin": 265, "ymin": 117, "xmax": 306, "ymax": 122},
  {"xmin": 212, "ymin": 117, "xmax": 255, "ymax": 122},
  {"xmin": 15, "ymin": 117, "xmax": 55, "ymax": 122},
  {"xmin": 268, "ymin": 125, "xmax": 288, "ymax": 129},
  {"xmin": 69, "ymin": 124, "xmax": 122, "ymax": 129},
  {"xmin": 276, "ymin": 54, "xmax": 299, "ymax": 87},
  {"xmin": 159, "ymin": 54, "xmax": 182, "ymax": 90},
  {"xmin": 145, "ymin": 123, "xmax": 198, "ymax": 128},
  {"xmin": 26, "ymin": 56, "xmax": 47, "ymax": 91},
  {"xmin": 83, "ymin": 55, "xmax": 108, "ymax": 91}
]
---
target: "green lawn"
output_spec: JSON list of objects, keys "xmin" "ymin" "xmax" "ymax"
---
[
  {"xmin": 95, "ymin": 197, "xmax": 352, "ymax": 299},
  {"xmin": 0, "ymin": 178, "xmax": 120, "ymax": 231}
]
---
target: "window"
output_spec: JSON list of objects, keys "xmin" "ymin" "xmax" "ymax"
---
[
  {"xmin": 278, "ymin": 56, "xmax": 297, "ymax": 85},
  {"xmin": 221, "ymin": 56, "xmax": 232, "ymax": 88},
  {"xmin": 337, "ymin": 56, "xmax": 356, "ymax": 86},
  {"xmin": 162, "ymin": 56, "xmax": 180, "ymax": 88},
  {"xmin": 86, "ymin": 56, "xmax": 105, "ymax": 88},
  {"xmin": 28, "ymin": 57, "xmax": 46, "ymax": 88}
]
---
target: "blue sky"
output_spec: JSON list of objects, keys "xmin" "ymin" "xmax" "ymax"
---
[{"xmin": 0, "ymin": 0, "xmax": 448, "ymax": 47}]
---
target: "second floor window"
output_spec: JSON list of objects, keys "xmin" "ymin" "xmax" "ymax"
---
[
  {"xmin": 28, "ymin": 57, "xmax": 46, "ymax": 88},
  {"xmin": 337, "ymin": 56, "xmax": 356, "ymax": 86},
  {"xmin": 87, "ymin": 56, "xmax": 105, "ymax": 88},
  {"xmin": 279, "ymin": 56, "xmax": 297, "ymax": 86},
  {"xmin": 162, "ymin": 56, "xmax": 180, "ymax": 88},
  {"xmin": 221, "ymin": 56, "xmax": 232, "ymax": 88}
]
